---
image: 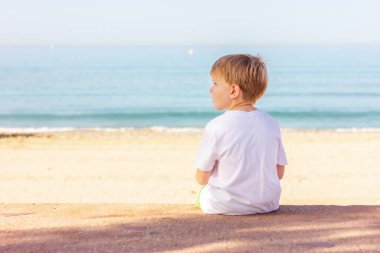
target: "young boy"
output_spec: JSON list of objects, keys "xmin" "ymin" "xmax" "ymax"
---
[{"xmin": 195, "ymin": 54, "xmax": 287, "ymax": 215}]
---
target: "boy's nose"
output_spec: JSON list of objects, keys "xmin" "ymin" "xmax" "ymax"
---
[{"xmin": 209, "ymin": 86, "xmax": 212, "ymax": 93}]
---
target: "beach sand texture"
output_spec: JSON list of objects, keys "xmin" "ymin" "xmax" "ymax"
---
[{"xmin": 1, "ymin": 130, "xmax": 380, "ymax": 252}]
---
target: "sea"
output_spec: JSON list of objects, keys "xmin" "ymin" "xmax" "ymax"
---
[{"xmin": 1, "ymin": 45, "xmax": 380, "ymax": 132}]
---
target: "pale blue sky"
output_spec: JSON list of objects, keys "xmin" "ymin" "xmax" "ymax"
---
[{"xmin": 1, "ymin": 0, "xmax": 379, "ymax": 46}]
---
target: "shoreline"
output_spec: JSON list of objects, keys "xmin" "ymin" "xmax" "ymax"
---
[
  {"xmin": 1, "ymin": 126, "xmax": 380, "ymax": 135},
  {"xmin": 2, "ymin": 127, "xmax": 380, "ymax": 142}
]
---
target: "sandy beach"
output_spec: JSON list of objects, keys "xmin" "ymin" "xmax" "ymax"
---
[
  {"xmin": 1, "ymin": 129, "xmax": 380, "ymax": 252},
  {"xmin": 1, "ymin": 129, "xmax": 380, "ymax": 204}
]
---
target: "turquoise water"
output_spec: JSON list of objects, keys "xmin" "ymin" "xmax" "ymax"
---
[{"xmin": 1, "ymin": 46, "xmax": 380, "ymax": 130}]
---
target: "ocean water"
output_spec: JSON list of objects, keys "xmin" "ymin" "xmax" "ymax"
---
[{"xmin": 1, "ymin": 45, "xmax": 380, "ymax": 130}]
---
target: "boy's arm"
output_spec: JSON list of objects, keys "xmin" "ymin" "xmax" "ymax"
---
[
  {"xmin": 277, "ymin": 165, "xmax": 285, "ymax": 180},
  {"xmin": 195, "ymin": 161, "xmax": 217, "ymax": 185},
  {"xmin": 195, "ymin": 169, "xmax": 213, "ymax": 185}
]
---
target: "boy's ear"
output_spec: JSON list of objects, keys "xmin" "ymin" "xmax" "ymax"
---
[{"xmin": 230, "ymin": 84, "xmax": 240, "ymax": 99}]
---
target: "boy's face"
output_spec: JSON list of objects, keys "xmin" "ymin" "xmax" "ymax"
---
[{"xmin": 210, "ymin": 73, "xmax": 233, "ymax": 110}]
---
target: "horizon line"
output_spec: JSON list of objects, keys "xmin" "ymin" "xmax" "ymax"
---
[{"xmin": 1, "ymin": 43, "xmax": 380, "ymax": 48}]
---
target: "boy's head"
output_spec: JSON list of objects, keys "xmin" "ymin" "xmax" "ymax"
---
[{"xmin": 210, "ymin": 54, "xmax": 268, "ymax": 110}]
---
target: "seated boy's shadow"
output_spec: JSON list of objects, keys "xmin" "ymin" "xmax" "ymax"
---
[{"xmin": 2, "ymin": 205, "xmax": 379, "ymax": 252}]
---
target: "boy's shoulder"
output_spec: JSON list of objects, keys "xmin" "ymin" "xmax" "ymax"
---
[
  {"xmin": 205, "ymin": 110, "xmax": 280, "ymax": 132},
  {"xmin": 204, "ymin": 112, "xmax": 228, "ymax": 131},
  {"xmin": 256, "ymin": 110, "xmax": 280, "ymax": 127}
]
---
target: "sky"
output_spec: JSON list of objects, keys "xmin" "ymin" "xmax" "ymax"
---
[{"xmin": 1, "ymin": 0, "xmax": 380, "ymax": 46}]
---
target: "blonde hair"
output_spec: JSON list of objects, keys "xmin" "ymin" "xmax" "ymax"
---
[{"xmin": 210, "ymin": 54, "xmax": 268, "ymax": 104}]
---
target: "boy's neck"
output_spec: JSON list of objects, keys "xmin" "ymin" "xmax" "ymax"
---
[{"xmin": 228, "ymin": 101, "xmax": 256, "ymax": 112}]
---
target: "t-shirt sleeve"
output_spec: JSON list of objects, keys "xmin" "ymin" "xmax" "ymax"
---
[
  {"xmin": 277, "ymin": 135, "xmax": 288, "ymax": 166},
  {"xmin": 195, "ymin": 127, "xmax": 217, "ymax": 172}
]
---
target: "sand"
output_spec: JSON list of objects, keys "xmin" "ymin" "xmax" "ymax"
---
[{"xmin": 1, "ymin": 129, "xmax": 380, "ymax": 252}]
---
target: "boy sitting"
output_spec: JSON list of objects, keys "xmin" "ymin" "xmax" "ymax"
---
[{"xmin": 195, "ymin": 54, "xmax": 287, "ymax": 215}]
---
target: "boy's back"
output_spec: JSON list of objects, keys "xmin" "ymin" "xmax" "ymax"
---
[
  {"xmin": 195, "ymin": 53, "xmax": 287, "ymax": 215},
  {"xmin": 196, "ymin": 109, "xmax": 287, "ymax": 215}
]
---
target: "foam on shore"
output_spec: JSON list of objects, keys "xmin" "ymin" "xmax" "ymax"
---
[{"xmin": 1, "ymin": 126, "xmax": 380, "ymax": 134}]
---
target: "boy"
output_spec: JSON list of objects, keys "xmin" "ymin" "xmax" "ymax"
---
[{"xmin": 195, "ymin": 54, "xmax": 287, "ymax": 215}]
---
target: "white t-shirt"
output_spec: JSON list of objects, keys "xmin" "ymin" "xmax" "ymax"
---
[{"xmin": 195, "ymin": 109, "xmax": 288, "ymax": 215}]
